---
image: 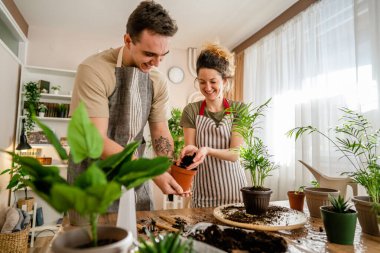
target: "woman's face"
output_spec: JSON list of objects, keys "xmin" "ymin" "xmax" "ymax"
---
[{"xmin": 197, "ymin": 68, "xmax": 226, "ymax": 101}]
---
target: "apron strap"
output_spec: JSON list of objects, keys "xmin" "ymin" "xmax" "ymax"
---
[
  {"xmin": 116, "ymin": 46, "xmax": 124, "ymax": 67},
  {"xmin": 199, "ymin": 98, "xmax": 230, "ymax": 115}
]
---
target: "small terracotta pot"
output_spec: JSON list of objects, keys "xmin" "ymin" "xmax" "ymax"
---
[
  {"xmin": 170, "ymin": 164, "xmax": 197, "ymax": 192},
  {"xmin": 352, "ymin": 196, "xmax": 380, "ymax": 236},
  {"xmin": 241, "ymin": 187, "xmax": 272, "ymax": 214},
  {"xmin": 287, "ymin": 191, "xmax": 305, "ymax": 212}
]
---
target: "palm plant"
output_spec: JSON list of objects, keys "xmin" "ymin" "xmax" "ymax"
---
[
  {"xmin": 228, "ymin": 98, "xmax": 277, "ymax": 189},
  {"xmin": 287, "ymin": 107, "xmax": 380, "ymax": 211}
]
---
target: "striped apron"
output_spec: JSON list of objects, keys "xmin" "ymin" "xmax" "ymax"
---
[
  {"xmin": 68, "ymin": 46, "xmax": 153, "ymax": 211},
  {"xmin": 191, "ymin": 99, "xmax": 247, "ymax": 208}
]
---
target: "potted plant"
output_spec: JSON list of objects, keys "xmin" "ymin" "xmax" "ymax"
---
[
  {"xmin": 304, "ymin": 186, "xmax": 339, "ymax": 218},
  {"xmin": 167, "ymin": 108, "xmax": 197, "ymax": 192},
  {"xmin": 287, "ymin": 108, "xmax": 379, "ymax": 234},
  {"xmin": 3, "ymin": 102, "xmax": 171, "ymax": 252},
  {"xmin": 38, "ymin": 104, "xmax": 48, "ymax": 117},
  {"xmin": 320, "ymin": 195, "xmax": 357, "ymax": 245},
  {"xmin": 287, "ymin": 186, "xmax": 306, "ymax": 212},
  {"xmin": 137, "ymin": 231, "xmax": 193, "ymax": 253},
  {"xmin": 51, "ymin": 85, "xmax": 61, "ymax": 94},
  {"xmin": 23, "ymin": 81, "xmax": 41, "ymax": 133},
  {"xmin": 0, "ymin": 165, "xmax": 35, "ymax": 212},
  {"xmin": 57, "ymin": 103, "xmax": 67, "ymax": 118},
  {"xmin": 228, "ymin": 98, "xmax": 278, "ymax": 214}
]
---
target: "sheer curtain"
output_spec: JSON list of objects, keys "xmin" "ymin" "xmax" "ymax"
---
[{"xmin": 243, "ymin": 0, "xmax": 380, "ymax": 200}]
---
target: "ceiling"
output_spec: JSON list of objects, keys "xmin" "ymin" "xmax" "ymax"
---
[{"xmin": 14, "ymin": 0, "xmax": 298, "ymax": 50}]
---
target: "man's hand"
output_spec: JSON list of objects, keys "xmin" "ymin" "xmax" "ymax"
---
[{"xmin": 153, "ymin": 172, "xmax": 192, "ymax": 197}]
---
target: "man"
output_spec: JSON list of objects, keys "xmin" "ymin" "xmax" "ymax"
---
[{"xmin": 69, "ymin": 1, "xmax": 186, "ymax": 212}]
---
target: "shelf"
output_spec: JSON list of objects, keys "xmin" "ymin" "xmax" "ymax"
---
[
  {"xmin": 20, "ymin": 116, "xmax": 70, "ymax": 121},
  {"xmin": 30, "ymin": 223, "xmax": 61, "ymax": 233}
]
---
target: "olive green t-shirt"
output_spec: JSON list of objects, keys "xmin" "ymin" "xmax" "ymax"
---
[
  {"xmin": 180, "ymin": 100, "xmax": 243, "ymax": 128},
  {"xmin": 70, "ymin": 47, "xmax": 169, "ymax": 122}
]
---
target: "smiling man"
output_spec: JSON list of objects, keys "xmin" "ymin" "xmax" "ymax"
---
[{"xmin": 69, "ymin": 1, "xmax": 186, "ymax": 214}]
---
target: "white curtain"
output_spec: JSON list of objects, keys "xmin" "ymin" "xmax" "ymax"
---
[{"xmin": 243, "ymin": 0, "xmax": 380, "ymax": 200}]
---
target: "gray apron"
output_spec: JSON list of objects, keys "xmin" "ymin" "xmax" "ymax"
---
[
  {"xmin": 68, "ymin": 46, "xmax": 153, "ymax": 211},
  {"xmin": 191, "ymin": 99, "xmax": 247, "ymax": 208}
]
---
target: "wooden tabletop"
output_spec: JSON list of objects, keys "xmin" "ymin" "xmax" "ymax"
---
[{"xmin": 132, "ymin": 201, "xmax": 380, "ymax": 253}]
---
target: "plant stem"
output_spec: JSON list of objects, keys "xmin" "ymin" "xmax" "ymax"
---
[{"xmin": 90, "ymin": 214, "xmax": 98, "ymax": 247}]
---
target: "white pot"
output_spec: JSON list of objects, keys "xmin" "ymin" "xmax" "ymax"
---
[
  {"xmin": 39, "ymin": 112, "xmax": 45, "ymax": 117},
  {"xmin": 52, "ymin": 90, "xmax": 59, "ymax": 95},
  {"xmin": 52, "ymin": 226, "xmax": 133, "ymax": 253}
]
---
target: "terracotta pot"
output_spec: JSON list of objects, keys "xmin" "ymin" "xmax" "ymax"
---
[
  {"xmin": 304, "ymin": 187, "xmax": 339, "ymax": 218},
  {"xmin": 241, "ymin": 187, "xmax": 272, "ymax": 215},
  {"xmin": 352, "ymin": 196, "xmax": 380, "ymax": 236},
  {"xmin": 52, "ymin": 225, "xmax": 133, "ymax": 253},
  {"xmin": 320, "ymin": 206, "xmax": 357, "ymax": 245},
  {"xmin": 287, "ymin": 191, "xmax": 305, "ymax": 212},
  {"xmin": 170, "ymin": 164, "xmax": 196, "ymax": 192}
]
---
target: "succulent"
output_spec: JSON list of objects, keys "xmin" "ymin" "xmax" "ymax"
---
[
  {"xmin": 138, "ymin": 232, "xmax": 193, "ymax": 253},
  {"xmin": 329, "ymin": 194, "xmax": 352, "ymax": 213}
]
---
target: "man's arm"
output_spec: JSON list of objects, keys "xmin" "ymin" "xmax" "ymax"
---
[{"xmin": 149, "ymin": 121, "xmax": 188, "ymax": 195}]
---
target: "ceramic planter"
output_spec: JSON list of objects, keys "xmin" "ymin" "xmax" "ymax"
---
[
  {"xmin": 170, "ymin": 164, "xmax": 196, "ymax": 192},
  {"xmin": 320, "ymin": 206, "xmax": 357, "ymax": 245},
  {"xmin": 304, "ymin": 187, "xmax": 339, "ymax": 218},
  {"xmin": 241, "ymin": 187, "xmax": 272, "ymax": 214},
  {"xmin": 287, "ymin": 191, "xmax": 305, "ymax": 212},
  {"xmin": 52, "ymin": 225, "xmax": 133, "ymax": 253},
  {"xmin": 352, "ymin": 196, "xmax": 380, "ymax": 236}
]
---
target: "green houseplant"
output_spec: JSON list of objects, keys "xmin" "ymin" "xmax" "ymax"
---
[
  {"xmin": 38, "ymin": 103, "xmax": 48, "ymax": 117},
  {"xmin": 320, "ymin": 195, "xmax": 357, "ymax": 245},
  {"xmin": 3, "ymin": 102, "xmax": 171, "ymax": 251},
  {"xmin": 138, "ymin": 231, "xmax": 193, "ymax": 253},
  {"xmin": 287, "ymin": 186, "xmax": 306, "ymax": 212},
  {"xmin": 23, "ymin": 81, "xmax": 41, "ymax": 133},
  {"xmin": 287, "ymin": 107, "xmax": 379, "ymax": 234},
  {"xmin": 228, "ymin": 98, "xmax": 278, "ymax": 214},
  {"xmin": 51, "ymin": 85, "xmax": 61, "ymax": 94}
]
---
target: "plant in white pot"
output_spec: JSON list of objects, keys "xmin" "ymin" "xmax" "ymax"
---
[
  {"xmin": 38, "ymin": 103, "xmax": 48, "ymax": 117},
  {"xmin": 3, "ymin": 102, "xmax": 171, "ymax": 252},
  {"xmin": 228, "ymin": 98, "xmax": 278, "ymax": 214},
  {"xmin": 51, "ymin": 85, "xmax": 61, "ymax": 94},
  {"xmin": 287, "ymin": 107, "xmax": 379, "ymax": 235}
]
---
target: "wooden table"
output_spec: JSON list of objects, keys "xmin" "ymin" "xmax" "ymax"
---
[{"xmin": 132, "ymin": 201, "xmax": 380, "ymax": 253}]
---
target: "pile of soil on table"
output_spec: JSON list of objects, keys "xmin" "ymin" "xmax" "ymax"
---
[
  {"xmin": 188, "ymin": 224, "xmax": 287, "ymax": 253},
  {"xmin": 221, "ymin": 205, "xmax": 296, "ymax": 226}
]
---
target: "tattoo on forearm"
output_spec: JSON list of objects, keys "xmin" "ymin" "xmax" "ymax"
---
[{"xmin": 153, "ymin": 136, "xmax": 173, "ymax": 158}]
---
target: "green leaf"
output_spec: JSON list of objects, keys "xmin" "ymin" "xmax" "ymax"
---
[
  {"xmin": 0, "ymin": 169, "xmax": 11, "ymax": 175},
  {"xmin": 50, "ymin": 184, "xmax": 87, "ymax": 213},
  {"xmin": 68, "ymin": 102, "xmax": 103, "ymax": 163},
  {"xmin": 33, "ymin": 115, "xmax": 68, "ymax": 160},
  {"xmin": 74, "ymin": 164, "xmax": 107, "ymax": 189}
]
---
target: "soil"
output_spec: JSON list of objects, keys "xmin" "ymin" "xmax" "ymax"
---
[
  {"xmin": 188, "ymin": 224, "xmax": 287, "ymax": 253},
  {"xmin": 179, "ymin": 153, "xmax": 196, "ymax": 169},
  {"xmin": 77, "ymin": 239, "xmax": 118, "ymax": 248},
  {"xmin": 221, "ymin": 205, "xmax": 297, "ymax": 226},
  {"xmin": 172, "ymin": 216, "xmax": 188, "ymax": 230}
]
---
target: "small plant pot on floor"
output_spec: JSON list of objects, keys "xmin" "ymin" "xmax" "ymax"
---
[
  {"xmin": 320, "ymin": 206, "xmax": 357, "ymax": 245},
  {"xmin": 241, "ymin": 187, "xmax": 272, "ymax": 215},
  {"xmin": 304, "ymin": 187, "xmax": 339, "ymax": 218},
  {"xmin": 352, "ymin": 196, "xmax": 380, "ymax": 236},
  {"xmin": 52, "ymin": 225, "xmax": 133, "ymax": 253},
  {"xmin": 170, "ymin": 164, "xmax": 197, "ymax": 192},
  {"xmin": 287, "ymin": 191, "xmax": 305, "ymax": 212}
]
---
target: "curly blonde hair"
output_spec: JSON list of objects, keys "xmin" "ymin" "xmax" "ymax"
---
[{"xmin": 196, "ymin": 42, "xmax": 235, "ymax": 79}]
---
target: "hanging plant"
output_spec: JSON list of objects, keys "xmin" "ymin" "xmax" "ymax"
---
[{"xmin": 24, "ymin": 81, "xmax": 41, "ymax": 133}]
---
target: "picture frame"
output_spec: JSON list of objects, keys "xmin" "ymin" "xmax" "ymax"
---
[{"xmin": 39, "ymin": 80, "xmax": 50, "ymax": 94}]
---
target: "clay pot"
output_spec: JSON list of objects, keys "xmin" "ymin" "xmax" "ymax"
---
[
  {"xmin": 287, "ymin": 191, "xmax": 305, "ymax": 212},
  {"xmin": 170, "ymin": 164, "xmax": 196, "ymax": 192},
  {"xmin": 241, "ymin": 187, "xmax": 272, "ymax": 214},
  {"xmin": 304, "ymin": 187, "xmax": 339, "ymax": 218},
  {"xmin": 352, "ymin": 196, "xmax": 380, "ymax": 236}
]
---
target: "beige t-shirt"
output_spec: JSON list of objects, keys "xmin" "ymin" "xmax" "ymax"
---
[{"xmin": 70, "ymin": 47, "xmax": 169, "ymax": 122}]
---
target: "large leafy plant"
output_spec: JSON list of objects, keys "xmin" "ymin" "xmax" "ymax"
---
[
  {"xmin": 287, "ymin": 107, "xmax": 380, "ymax": 211},
  {"xmin": 3, "ymin": 102, "xmax": 171, "ymax": 247},
  {"xmin": 0, "ymin": 165, "xmax": 31, "ymax": 200},
  {"xmin": 227, "ymin": 98, "xmax": 278, "ymax": 189},
  {"xmin": 24, "ymin": 81, "xmax": 41, "ymax": 133},
  {"xmin": 168, "ymin": 108, "xmax": 184, "ymax": 160}
]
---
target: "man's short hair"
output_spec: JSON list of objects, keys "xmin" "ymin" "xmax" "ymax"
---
[{"xmin": 127, "ymin": 1, "xmax": 178, "ymax": 43}]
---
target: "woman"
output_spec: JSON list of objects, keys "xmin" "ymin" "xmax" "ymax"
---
[{"xmin": 179, "ymin": 43, "xmax": 247, "ymax": 208}]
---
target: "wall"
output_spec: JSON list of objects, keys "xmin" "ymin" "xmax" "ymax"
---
[
  {"xmin": 0, "ymin": 42, "xmax": 20, "ymax": 208},
  {"xmin": 25, "ymin": 26, "xmax": 197, "ymax": 210}
]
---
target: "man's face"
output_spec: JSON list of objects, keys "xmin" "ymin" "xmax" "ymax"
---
[{"xmin": 124, "ymin": 30, "xmax": 170, "ymax": 73}]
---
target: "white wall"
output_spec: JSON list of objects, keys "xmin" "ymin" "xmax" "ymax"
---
[
  {"xmin": 0, "ymin": 41, "xmax": 20, "ymax": 208},
  {"xmin": 25, "ymin": 26, "xmax": 197, "ymax": 210}
]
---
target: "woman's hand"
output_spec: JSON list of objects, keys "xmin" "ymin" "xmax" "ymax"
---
[
  {"xmin": 177, "ymin": 145, "xmax": 198, "ymax": 166},
  {"xmin": 188, "ymin": 147, "xmax": 208, "ymax": 170}
]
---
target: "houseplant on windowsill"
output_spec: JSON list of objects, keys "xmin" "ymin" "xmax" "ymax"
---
[
  {"xmin": 287, "ymin": 107, "xmax": 379, "ymax": 235},
  {"xmin": 3, "ymin": 102, "xmax": 171, "ymax": 252},
  {"xmin": 228, "ymin": 98, "xmax": 277, "ymax": 214},
  {"xmin": 320, "ymin": 195, "xmax": 357, "ymax": 245}
]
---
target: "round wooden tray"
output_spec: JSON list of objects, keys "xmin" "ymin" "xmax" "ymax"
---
[{"xmin": 213, "ymin": 203, "xmax": 307, "ymax": 231}]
